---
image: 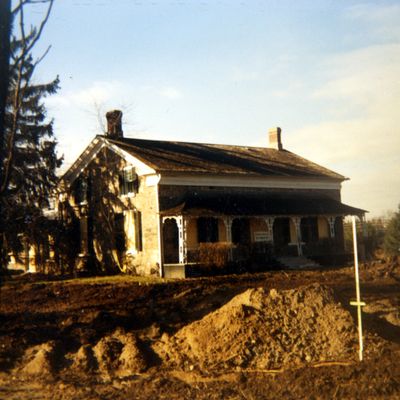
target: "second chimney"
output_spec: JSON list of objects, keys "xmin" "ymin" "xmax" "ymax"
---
[
  {"xmin": 268, "ymin": 127, "xmax": 283, "ymax": 150},
  {"xmin": 105, "ymin": 110, "xmax": 123, "ymax": 139}
]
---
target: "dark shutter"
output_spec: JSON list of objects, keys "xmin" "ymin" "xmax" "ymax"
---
[
  {"xmin": 134, "ymin": 210, "xmax": 143, "ymax": 251},
  {"xmin": 114, "ymin": 213, "xmax": 126, "ymax": 252}
]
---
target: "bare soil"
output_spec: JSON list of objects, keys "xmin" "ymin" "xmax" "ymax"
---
[{"xmin": 0, "ymin": 261, "xmax": 400, "ymax": 399}]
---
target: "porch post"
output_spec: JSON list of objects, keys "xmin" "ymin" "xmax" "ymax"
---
[
  {"xmin": 292, "ymin": 217, "xmax": 303, "ymax": 256},
  {"xmin": 223, "ymin": 216, "xmax": 233, "ymax": 261},
  {"xmin": 328, "ymin": 216, "xmax": 336, "ymax": 238},
  {"xmin": 158, "ymin": 215, "xmax": 164, "ymax": 276},
  {"xmin": 177, "ymin": 216, "xmax": 188, "ymax": 264},
  {"xmin": 264, "ymin": 217, "xmax": 275, "ymax": 243}
]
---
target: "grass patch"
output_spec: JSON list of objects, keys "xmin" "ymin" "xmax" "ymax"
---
[
  {"xmin": 1, "ymin": 273, "xmax": 169, "ymax": 288},
  {"xmin": 62, "ymin": 274, "xmax": 166, "ymax": 286}
]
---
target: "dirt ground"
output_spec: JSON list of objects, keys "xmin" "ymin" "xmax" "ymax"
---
[{"xmin": 0, "ymin": 261, "xmax": 399, "ymax": 399}]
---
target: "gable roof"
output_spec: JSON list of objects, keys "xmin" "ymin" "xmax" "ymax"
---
[
  {"xmin": 60, "ymin": 136, "xmax": 105, "ymax": 186},
  {"xmin": 60, "ymin": 134, "xmax": 346, "ymax": 186},
  {"xmin": 105, "ymin": 136, "xmax": 346, "ymax": 181}
]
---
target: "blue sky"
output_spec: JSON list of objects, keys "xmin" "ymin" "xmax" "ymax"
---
[{"xmin": 25, "ymin": 0, "xmax": 400, "ymax": 217}]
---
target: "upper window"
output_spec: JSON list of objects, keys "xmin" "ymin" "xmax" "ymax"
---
[{"xmin": 119, "ymin": 166, "xmax": 139, "ymax": 196}]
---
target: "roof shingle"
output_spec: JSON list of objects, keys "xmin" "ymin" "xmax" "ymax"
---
[{"xmin": 106, "ymin": 136, "xmax": 345, "ymax": 180}]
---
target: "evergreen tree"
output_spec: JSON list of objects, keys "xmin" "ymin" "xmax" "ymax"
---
[
  {"xmin": 0, "ymin": 0, "xmax": 11, "ymax": 147},
  {"xmin": 383, "ymin": 205, "xmax": 400, "ymax": 258},
  {"xmin": 0, "ymin": 31, "xmax": 61, "ymax": 268}
]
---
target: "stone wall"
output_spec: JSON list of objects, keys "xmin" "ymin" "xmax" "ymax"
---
[
  {"xmin": 64, "ymin": 147, "xmax": 160, "ymax": 275},
  {"xmin": 122, "ymin": 175, "xmax": 160, "ymax": 276}
]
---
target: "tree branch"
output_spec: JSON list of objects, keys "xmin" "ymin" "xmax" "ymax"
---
[
  {"xmin": 0, "ymin": 0, "xmax": 12, "ymax": 174},
  {"xmin": 32, "ymin": 44, "xmax": 51, "ymax": 69},
  {"xmin": 11, "ymin": 0, "xmax": 53, "ymax": 16},
  {"xmin": 0, "ymin": 57, "xmax": 25, "ymax": 195},
  {"xmin": 11, "ymin": 0, "xmax": 54, "ymax": 72}
]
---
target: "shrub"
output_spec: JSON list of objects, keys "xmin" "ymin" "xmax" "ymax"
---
[
  {"xmin": 383, "ymin": 205, "xmax": 400, "ymax": 258},
  {"xmin": 344, "ymin": 217, "xmax": 387, "ymax": 259},
  {"xmin": 198, "ymin": 242, "xmax": 233, "ymax": 269}
]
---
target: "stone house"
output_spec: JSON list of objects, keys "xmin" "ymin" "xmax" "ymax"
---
[{"xmin": 58, "ymin": 111, "xmax": 365, "ymax": 277}]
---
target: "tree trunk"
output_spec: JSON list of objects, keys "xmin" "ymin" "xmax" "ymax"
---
[{"xmin": 0, "ymin": 0, "xmax": 11, "ymax": 173}]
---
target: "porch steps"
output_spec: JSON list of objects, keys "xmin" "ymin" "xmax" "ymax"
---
[{"xmin": 276, "ymin": 256, "xmax": 320, "ymax": 270}]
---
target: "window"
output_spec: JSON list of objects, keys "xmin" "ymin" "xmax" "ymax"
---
[
  {"xmin": 75, "ymin": 176, "xmax": 88, "ymax": 204},
  {"xmin": 301, "ymin": 217, "xmax": 319, "ymax": 243},
  {"xmin": 197, "ymin": 217, "xmax": 219, "ymax": 243},
  {"xmin": 119, "ymin": 166, "xmax": 139, "ymax": 196},
  {"xmin": 123, "ymin": 210, "xmax": 143, "ymax": 253},
  {"xmin": 232, "ymin": 218, "xmax": 251, "ymax": 244},
  {"xmin": 273, "ymin": 218, "xmax": 291, "ymax": 247}
]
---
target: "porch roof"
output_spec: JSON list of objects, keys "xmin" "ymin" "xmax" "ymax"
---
[{"xmin": 160, "ymin": 192, "xmax": 366, "ymax": 217}]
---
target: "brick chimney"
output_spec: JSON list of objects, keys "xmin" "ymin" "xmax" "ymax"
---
[
  {"xmin": 268, "ymin": 127, "xmax": 283, "ymax": 150},
  {"xmin": 105, "ymin": 110, "xmax": 123, "ymax": 139}
]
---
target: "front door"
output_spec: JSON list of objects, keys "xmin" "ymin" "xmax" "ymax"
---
[
  {"xmin": 273, "ymin": 218, "xmax": 291, "ymax": 255},
  {"xmin": 163, "ymin": 219, "xmax": 179, "ymax": 263}
]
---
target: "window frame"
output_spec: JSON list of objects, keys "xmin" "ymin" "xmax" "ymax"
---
[{"xmin": 119, "ymin": 165, "xmax": 139, "ymax": 197}]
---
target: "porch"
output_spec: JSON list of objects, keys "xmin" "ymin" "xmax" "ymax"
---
[
  {"xmin": 161, "ymin": 213, "xmax": 360, "ymax": 278},
  {"xmin": 160, "ymin": 191, "xmax": 365, "ymax": 277}
]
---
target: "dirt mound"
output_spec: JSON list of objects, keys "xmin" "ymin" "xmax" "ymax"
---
[
  {"xmin": 154, "ymin": 283, "xmax": 357, "ymax": 371},
  {"xmin": 71, "ymin": 344, "xmax": 98, "ymax": 372},
  {"xmin": 71, "ymin": 329, "xmax": 147, "ymax": 380},
  {"xmin": 17, "ymin": 341, "xmax": 58, "ymax": 378},
  {"xmin": 360, "ymin": 259, "xmax": 400, "ymax": 282},
  {"xmin": 364, "ymin": 298, "xmax": 400, "ymax": 327}
]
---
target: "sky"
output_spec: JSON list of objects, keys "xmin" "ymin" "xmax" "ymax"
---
[{"xmin": 24, "ymin": 0, "xmax": 400, "ymax": 218}]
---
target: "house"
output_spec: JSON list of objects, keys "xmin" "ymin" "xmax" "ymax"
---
[{"xmin": 58, "ymin": 110, "xmax": 365, "ymax": 277}]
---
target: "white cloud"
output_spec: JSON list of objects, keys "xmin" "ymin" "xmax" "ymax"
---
[
  {"xmin": 346, "ymin": 3, "xmax": 400, "ymax": 21},
  {"xmin": 46, "ymin": 80, "xmax": 131, "ymax": 170},
  {"xmin": 272, "ymin": 82, "xmax": 304, "ymax": 99},
  {"xmin": 159, "ymin": 86, "xmax": 183, "ymax": 100},
  {"xmin": 46, "ymin": 80, "xmax": 124, "ymax": 109},
  {"xmin": 286, "ymin": 43, "xmax": 400, "ymax": 216},
  {"xmin": 230, "ymin": 66, "xmax": 259, "ymax": 82},
  {"xmin": 313, "ymin": 44, "xmax": 400, "ymax": 107},
  {"xmin": 345, "ymin": 3, "xmax": 400, "ymax": 41}
]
